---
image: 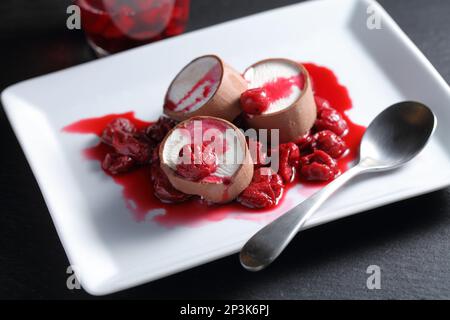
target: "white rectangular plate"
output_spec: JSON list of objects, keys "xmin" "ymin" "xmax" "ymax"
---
[{"xmin": 2, "ymin": 0, "xmax": 450, "ymax": 295}]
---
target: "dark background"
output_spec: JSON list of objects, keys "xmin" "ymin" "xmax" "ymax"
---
[{"xmin": 0, "ymin": 0, "xmax": 449, "ymax": 299}]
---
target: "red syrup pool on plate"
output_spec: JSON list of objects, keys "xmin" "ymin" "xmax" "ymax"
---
[
  {"xmin": 62, "ymin": 63, "xmax": 365, "ymax": 226},
  {"xmin": 301, "ymin": 63, "xmax": 366, "ymax": 187},
  {"xmin": 63, "ymin": 112, "xmax": 283, "ymax": 226}
]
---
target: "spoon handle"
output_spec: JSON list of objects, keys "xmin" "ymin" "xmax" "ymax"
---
[{"xmin": 240, "ymin": 163, "xmax": 367, "ymax": 271}]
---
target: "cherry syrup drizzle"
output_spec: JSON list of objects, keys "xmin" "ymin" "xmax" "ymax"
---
[
  {"xmin": 63, "ymin": 64, "xmax": 365, "ymax": 226},
  {"xmin": 165, "ymin": 62, "xmax": 222, "ymax": 113},
  {"xmin": 262, "ymin": 73, "xmax": 305, "ymax": 103}
]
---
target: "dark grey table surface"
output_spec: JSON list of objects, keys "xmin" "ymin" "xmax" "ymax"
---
[{"xmin": 0, "ymin": 0, "xmax": 449, "ymax": 300}]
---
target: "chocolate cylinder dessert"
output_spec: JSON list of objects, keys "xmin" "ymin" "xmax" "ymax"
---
[
  {"xmin": 241, "ymin": 59, "xmax": 317, "ymax": 143},
  {"xmin": 159, "ymin": 116, "xmax": 254, "ymax": 203},
  {"xmin": 164, "ymin": 55, "xmax": 247, "ymax": 122}
]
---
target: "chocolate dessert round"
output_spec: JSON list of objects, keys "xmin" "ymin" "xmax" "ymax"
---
[
  {"xmin": 163, "ymin": 55, "xmax": 247, "ymax": 122},
  {"xmin": 159, "ymin": 116, "xmax": 254, "ymax": 203},
  {"xmin": 242, "ymin": 59, "xmax": 317, "ymax": 143}
]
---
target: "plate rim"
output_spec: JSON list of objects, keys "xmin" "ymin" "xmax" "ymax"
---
[{"xmin": 2, "ymin": 0, "xmax": 450, "ymax": 295}]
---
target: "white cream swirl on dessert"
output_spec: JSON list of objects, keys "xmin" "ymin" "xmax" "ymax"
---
[
  {"xmin": 244, "ymin": 60, "xmax": 303, "ymax": 114},
  {"xmin": 165, "ymin": 56, "xmax": 222, "ymax": 114}
]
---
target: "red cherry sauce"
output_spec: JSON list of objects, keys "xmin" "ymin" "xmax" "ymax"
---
[
  {"xmin": 62, "ymin": 64, "xmax": 365, "ymax": 226},
  {"xmin": 300, "ymin": 63, "xmax": 366, "ymax": 187},
  {"xmin": 63, "ymin": 112, "xmax": 282, "ymax": 226}
]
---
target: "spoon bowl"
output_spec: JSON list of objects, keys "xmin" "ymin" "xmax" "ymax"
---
[{"xmin": 359, "ymin": 101, "xmax": 436, "ymax": 171}]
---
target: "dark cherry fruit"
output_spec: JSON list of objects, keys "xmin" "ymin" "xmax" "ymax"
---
[
  {"xmin": 296, "ymin": 130, "xmax": 315, "ymax": 155},
  {"xmin": 314, "ymin": 96, "xmax": 332, "ymax": 112},
  {"xmin": 150, "ymin": 143, "xmax": 160, "ymax": 165},
  {"xmin": 101, "ymin": 118, "xmax": 136, "ymax": 146},
  {"xmin": 278, "ymin": 142, "xmax": 300, "ymax": 183},
  {"xmin": 151, "ymin": 147, "xmax": 191, "ymax": 203},
  {"xmin": 240, "ymin": 88, "xmax": 270, "ymax": 115},
  {"xmin": 102, "ymin": 153, "xmax": 136, "ymax": 175},
  {"xmin": 151, "ymin": 163, "xmax": 192, "ymax": 203},
  {"xmin": 111, "ymin": 130, "xmax": 152, "ymax": 164},
  {"xmin": 100, "ymin": 118, "xmax": 152, "ymax": 164},
  {"xmin": 314, "ymin": 96, "xmax": 348, "ymax": 137},
  {"xmin": 175, "ymin": 143, "xmax": 218, "ymax": 181},
  {"xmin": 237, "ymin": 168, "xmax": 285, "ymax": 209},
  {"xmin": 253, "ymin": 168, "xmax": 284, "ymax": 200},
  {"xmin": 312, "ymin": 130, "xmax": 347, "ymax": 159},
  {"xmin": 146, "ymin": 116, "xmax": 178, "ymax": 143},
  {"xmin": 300, "ymin": 150, "xmax": 339, "ymax": 181}
]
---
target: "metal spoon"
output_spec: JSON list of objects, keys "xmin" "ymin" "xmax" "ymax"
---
[{"xmin": 240, "ymin": 101, "xmax": 436, "ymax": 271}]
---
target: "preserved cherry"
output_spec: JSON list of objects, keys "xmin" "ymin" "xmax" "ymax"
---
[{"xmin": 237, "ymin": 168, "xmax": 285, "ymax": 209}]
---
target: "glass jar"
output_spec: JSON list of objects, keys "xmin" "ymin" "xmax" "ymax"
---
[{"xmin": 76, "ymin": 0, "xmax": 190, "ymax": 55}]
